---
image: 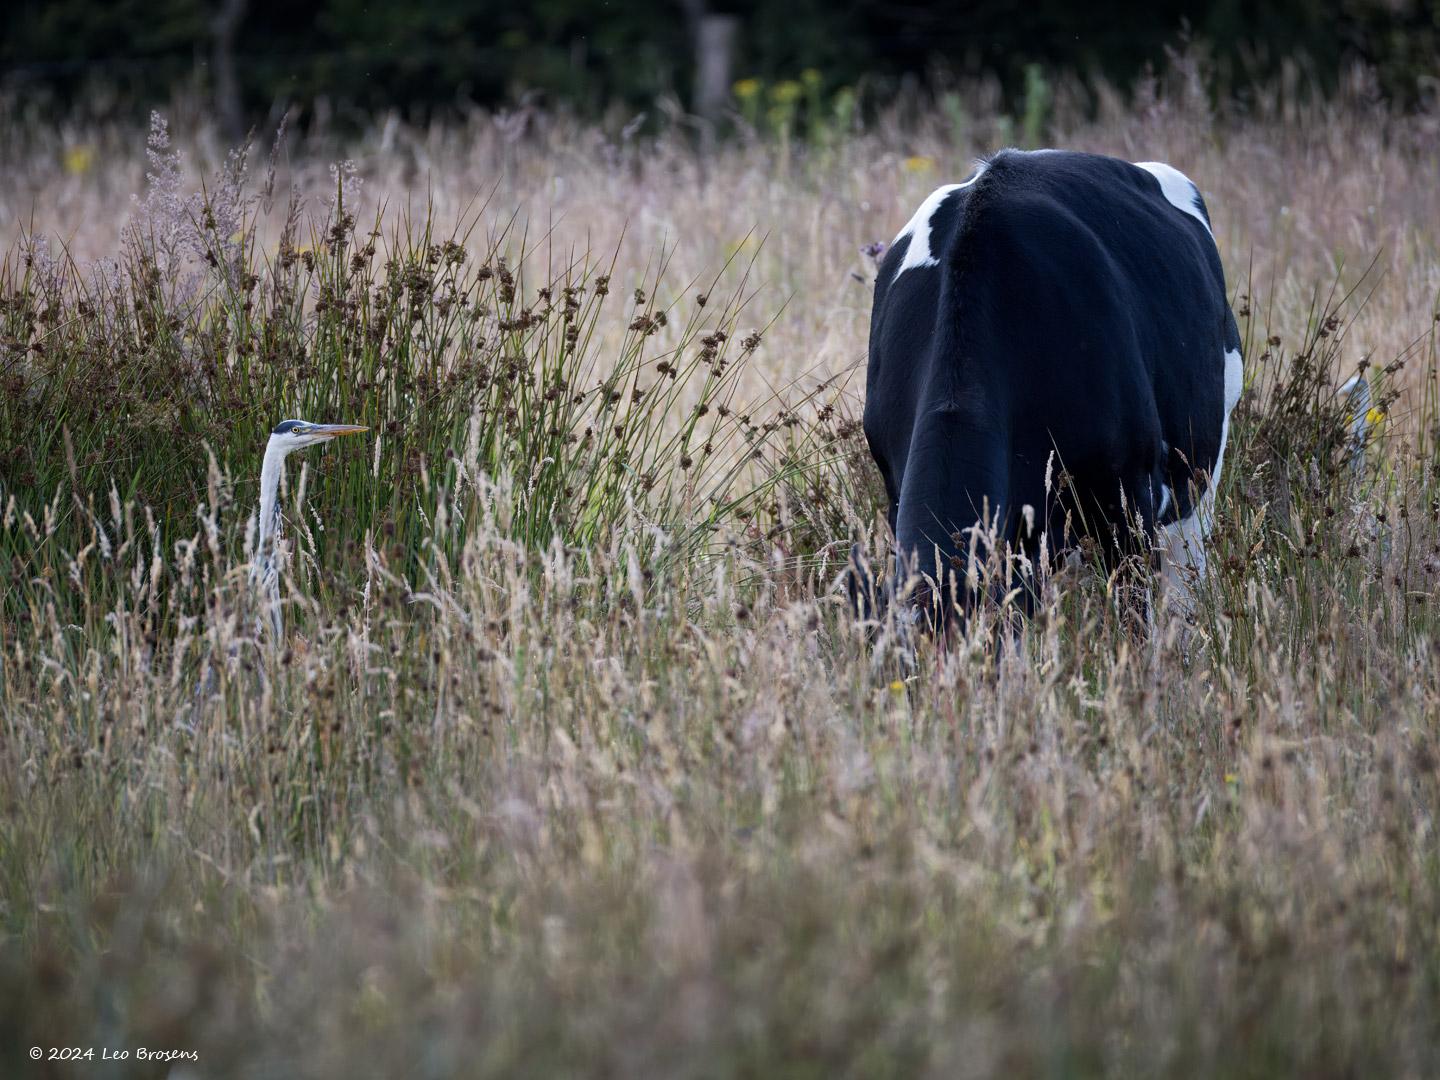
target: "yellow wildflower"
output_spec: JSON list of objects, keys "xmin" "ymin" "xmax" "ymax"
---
[
  {"xmin": 769, "ymin": 80, "xmax": 803, "ymax": 106},
  {"xmin": 903, "ymin": 155, "xmax": 935, "ymax": 174},
  {"xmin": 63, "ymin": 145, "xmax": 95, "ymax": 176},
  {"xmin": 732, "ymin": 78, "xmax": 762, "ymax": 100},
  {"xmin": 724, "ymin": 235, "xmax": 760, "ymax": 260}
]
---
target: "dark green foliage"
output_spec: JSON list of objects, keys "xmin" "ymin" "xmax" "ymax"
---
[{"xmin": 2, "ymin": 0, "xmax": 1436, "ymax": 124}]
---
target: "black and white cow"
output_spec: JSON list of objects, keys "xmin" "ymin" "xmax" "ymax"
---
[{"xmin": 862, "ymin": 148, "xmax": 1242, "ymax": 620}]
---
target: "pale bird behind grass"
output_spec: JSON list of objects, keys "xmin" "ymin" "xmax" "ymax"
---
[{"xmin": 252, "ymin": 419, "xmax": 368, "ymax": 640}]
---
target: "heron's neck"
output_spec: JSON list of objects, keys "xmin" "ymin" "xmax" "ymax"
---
[{"xmin": 258, "ymin": 438, "xmax": 288, "ymax": 554}]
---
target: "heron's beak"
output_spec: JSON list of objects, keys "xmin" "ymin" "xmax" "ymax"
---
[{"xmin": 313, "ymin": 424, "xmax": 369, "ymax": 439}]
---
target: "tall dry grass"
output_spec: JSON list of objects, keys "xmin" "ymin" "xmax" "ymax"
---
[{"xmin": 3, "ymin": 62, "xmax": 1440, "ymax": 1077}]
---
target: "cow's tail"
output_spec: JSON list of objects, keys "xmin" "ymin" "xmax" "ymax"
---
[
  {"xmin": 892, "ymin": 405, "xmax": 1011, "ymax": 628},
  {"xmin": 845, "ymin": 541, "xmax": 920, "ymax": 668}
]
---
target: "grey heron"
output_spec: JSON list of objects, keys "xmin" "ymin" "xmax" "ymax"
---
[{"xmin": 253, "ymin": 419, "xmax": 368, "ymax": 639}]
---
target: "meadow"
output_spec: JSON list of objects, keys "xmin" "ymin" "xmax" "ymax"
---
[{"xmin": 3, "ymin": 62, "xmax": 1440, "ymax": 1076}]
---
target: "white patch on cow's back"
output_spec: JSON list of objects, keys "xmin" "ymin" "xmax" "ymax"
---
[
  {"xmin": 1134, "ymin": 161, "xmax": 1213, "ymax": 238},
  {"xmin": 891, "ymin": 164, "xmax": 987, "ymax": 281}
]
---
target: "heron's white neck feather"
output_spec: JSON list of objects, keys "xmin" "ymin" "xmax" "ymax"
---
[
  {"xmin": 257, "ymin": 435, "xmax": 290, "ymax": 555},
  {"xmin": 254, "ymin": 435, "xmax": 294, "ymax": 640}
]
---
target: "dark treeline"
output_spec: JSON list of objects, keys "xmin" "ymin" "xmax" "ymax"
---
[{"xmin": 3, "ymin": 0, "xmax": 1437, "ymax": 132}]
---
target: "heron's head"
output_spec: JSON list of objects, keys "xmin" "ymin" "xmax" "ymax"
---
[{"xmin": 267, "ymin": 419, "xmax": 369, "ymax": 456}]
